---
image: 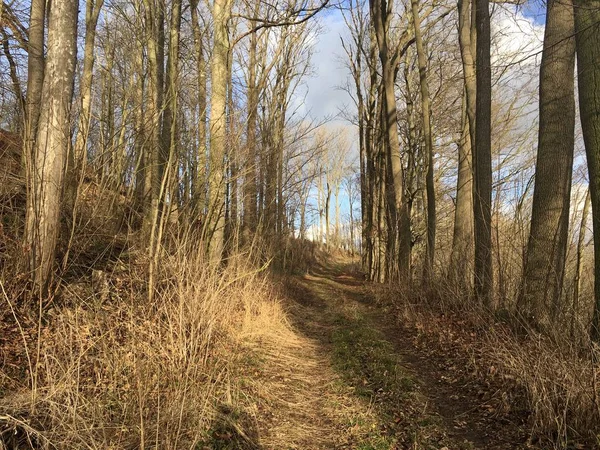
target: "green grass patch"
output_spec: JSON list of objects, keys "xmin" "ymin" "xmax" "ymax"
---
[{"xmin": 331, "ymin": 313, "xmax": 414, "ymax": 401}]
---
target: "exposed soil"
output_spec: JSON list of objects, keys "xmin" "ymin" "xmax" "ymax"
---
[{"xmin": 253, "ymin": 259, "xmax": 534, "ymax": 449}]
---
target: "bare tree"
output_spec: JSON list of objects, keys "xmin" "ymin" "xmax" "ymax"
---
[
  {"xmin": 206, "ymin": 0, "xmax": 233, "ymax": 263},
  {"xmin": 474, "ymin": 0, "xmax": 493, "ymax": 305},
  {"xmin": 25, "ymin": 0, "xmax": 79, "ymax": 292},
  {"xmin": 411, "ymin": 0, "xmax": 435, "ymax": 279},
  {"xmin": 520, "ymin": 0, "xmax": 575, "ymax": 330},
  {"xmin": 574, "ymin": 0, "xmax": 600, "ymax": 339}
]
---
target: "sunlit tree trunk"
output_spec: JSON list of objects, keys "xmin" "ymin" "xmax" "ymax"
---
[
  {"xmin": 190, "ymin": 0, "xmax": 207, "ymax": 216},
  {"xmin": 25, "ymin": 0, "xmax": 78, "ymax": 293},
  {"xmin": 206, "ymin": 0, "xmax": 232, "ymax": 263},
  {"xmin": 161, "ymin": 0, "xmax": 183, "ymax": 223},
  {"xmin": 450, "ymin": 91, "xmax": 474, "ymax": 286},
  {"xmin": 520, "ymin": 0, "xmax": 575, "ymax": 329},
  {"xmin": 73, "ymin": 0, "xmax": 104, "ymax": 180},
  {"xmin": 370, "ymin": 0, "xmax": 411, "ymax": 281},
  {"xmin": 23, "ymin": 0, "xmax": 45, "ymax": 159},
  {"xmin": 453, "ymin": 0, "xmax": 477, "ymax": 288},
  {"xmin": 141, "ymin": 0, "xmax": 165, "ymax": 240},
  {"xmin": 242, "ymin": 7, "xmax": 260, "ymax": 237},
  {"xmin": 411, "ymin": 0, "xmax": 435, "ymax": 280},
  {"xmin": 573, "ymin": 189, "xmax": 591, "ymax": 336}
]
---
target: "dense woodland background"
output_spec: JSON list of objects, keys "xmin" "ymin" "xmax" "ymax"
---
[{"xmin": 1, "ymin": 0, "xmax": 600, "ymax": 447}]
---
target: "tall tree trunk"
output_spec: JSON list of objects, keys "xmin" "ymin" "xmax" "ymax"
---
[
  {"xmin": 573, "ymin": 0, "xmax": 600, "ymax": 339},
  {"xmin": 242, "ymin": 9, "xmax": 260, "ymax": 237},
  {"xmin": 573, "ymin": 188, "xmax": 591, "ymax": 336},
  {"xmin": 25, "ymin": 0, "xmax": 78, "ymax": 293},
  {"xmin": 206, "ymin": 0, "xmax": 232, "ymax": 263},
  {"xmin": 474, "ymin": 0, "xmax": 493, "ymax": 305},
  {"xmin": 22, "ymin": 0, "xmax": 46, "ymax": 267},
  {"xmin": 450, "ymin": 90, "xmax": 474, "ymax": 285},
  {"xmin": 161, "ymin": 0, "xmax": 183, "ymax": 223},
  {"xmin": 190, "ymin": 0, "xmax": 207, "ymax": 217},
  {"xmin": 520, "ymin": 0, "xmax": 575, "ymax": 329},
  {"xmin": 411, "ymin": 0, "xmax": 435, "ymax": 280},
  {"xmin": 142, "ymin": 0, "xmax": 165, "ymax": 241},
  {"xmin": 23, "ymin": 0, "xmax": 45, "ymax": 155},
  {"xmin": 454, "ymin": 0, "xmax": 476, "ymax": 288},
  {"xmin": 73, "ymin": 0, "xmax": 104, "ymax": 181},
  {"xmin": 370, "ymin": 0, "xmax": 411, "ymax": 280}
]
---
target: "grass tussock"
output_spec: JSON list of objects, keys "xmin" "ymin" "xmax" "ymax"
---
[
  {"xmin": 371, "ymin": 279, "xmax": 600, "ymax": 448},
  {"xmin": 0, "ymin": 247, "xmax": 293, "ymax": 449}
]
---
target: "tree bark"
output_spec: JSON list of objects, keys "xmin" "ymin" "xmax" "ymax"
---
[
  {"xmin": 573, "ymin": 0, "xmax": 600, "ymax": 339},
  {"xmin": 190, "ymin": 0, "xmax": 207, "ymax": 216},
  {"xmin": 242, "ymin": 7, "xmax": 260, "ymax": 237},
  {"xmin": 73, "ymin": 0, "xmax": 104, "ymax": 177},
  {"xmin": 25, "ymin": 0, "xmax": 78, "ymax": 293},
  {"xmin": 206, "ymin": 0, "xmax": 232, "ymax": 263},
  {"xmin": 23, "ymin": 0, "xmax": 45, "ymax": 155},
  {"xmin": 411, "ymin": 0, "xmax": 435, "ymax": 280},
  {"xmin": 370, "ymin": 0, "xmax": 411, "ymax": 281},
  {"xmin": 474, "ymin": 0, "xmax": 493, "ymax": 305},
  {"xmin": 450, "ymin": 90, "xmax": 474, "ymax": 286},
  {"xmin": 520, "ymin": 0, "xmax": 575, "ymax": 329}
]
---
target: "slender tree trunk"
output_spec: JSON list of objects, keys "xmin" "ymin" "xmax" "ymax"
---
[
  {"xmin": 22, "ymin": 0, "xmax": 46, "ymax": 270},
  {"xmin": 142, "ymin": 0, "xmax": 165, "ymax": 241},
  {"xmin": 573, "ymin": 0, "xmax": 600, "ymax": 339},
  {"xmin": 190, "ymin": 0, "xmax": 207, "ymax": 217},
  {"xmin": 454, "ymin": 0, "xmax": 476, "ymax": 289},
  {"xmin": 73, "ymin": 0, "xmax": 104, "ymax": 180},
  {"xmin": 411, "ymin": 0, "xmax": 435, "ymax": 280},
  {"xmin": 23, "ymin": 0, "xmax": 45, "ymax": 154},
  {"xmin": 520, "ymin": 0, "xmax": 575, "ymax": 329},
  {"xmin": 573, "ymin": 188, "xmax": 591, "ymax": 335},
  {"xmin": 370, "ymin": 0, "xmax": 410, "ymax": 280},
  {"xmin": 206, "ymin": 0, "xmax": 232, "ymax": 263},
  {"xmin": 25, "ymin": 0, "xmax": 78, "ymax": 293},
  {"xmin": 242, "ymin": 10, "xmax": 260, "ymax": 237},
  {"xmin": 1, "ymin": 32, "xmax": 25, "ymax": 122},
  {"xmin": 474, "ymin": 0, "xmax": 493, "ymax": 305},
  {"xmin": 161, "ymin": 0, "xmax": 183, "ymax": 223},
  {"xmin": 450, "ymin": 90, "xmax": 474, "ymax": 286}
]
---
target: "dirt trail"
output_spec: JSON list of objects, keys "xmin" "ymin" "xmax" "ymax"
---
[{"xmin": 255, "ymin": 260, "xmax": 531, "ymax": 449}]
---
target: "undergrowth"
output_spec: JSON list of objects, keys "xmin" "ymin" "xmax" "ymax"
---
[
  {"xmin": 372, "ymin": 279, "xmax": 600, "ymax": 449},
  {"xmin": 0, "ymin": 245, "xmax": 292, "ymax": 449}
]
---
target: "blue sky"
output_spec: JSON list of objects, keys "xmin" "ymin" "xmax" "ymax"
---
[{"xmin": 518, "ymin": 0, "xmax": 546, "ymax": 25}]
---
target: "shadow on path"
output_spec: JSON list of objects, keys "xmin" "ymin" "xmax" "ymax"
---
[{"xmin": 280, "ymin": 258, "xmax": 530, "ymax": 450}]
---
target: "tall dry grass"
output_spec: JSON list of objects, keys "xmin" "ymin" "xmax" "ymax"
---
[
  {"xmin": 0, "ymin": 243, "xmax": 292, "ymax": 449},
  {"xmin": 372, "ymin": 279, "xmax": 600, "ymax": 448}
]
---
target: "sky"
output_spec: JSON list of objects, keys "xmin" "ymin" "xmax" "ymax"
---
[
  {"xmin": 293, "ymin": 1, "xmax": 549, "ymax": 237},
  {"xmin": 299, "ymin": 1, "xmax": 547, "ymax": 123}
]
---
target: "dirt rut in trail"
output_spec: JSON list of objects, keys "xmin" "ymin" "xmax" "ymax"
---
[{"xmin": 255, "ymin": 261, "xmax": 531, "ymax": 449}]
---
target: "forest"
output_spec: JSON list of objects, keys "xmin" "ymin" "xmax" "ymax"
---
[{"xmin": 1, "ymin": 0, "xmax": 600, "ymax": 448}]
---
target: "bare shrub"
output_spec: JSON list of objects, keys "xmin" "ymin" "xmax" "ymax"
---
[{"xmin": 0, "ymin": 245, "xmax": 290, "ymax": 449}]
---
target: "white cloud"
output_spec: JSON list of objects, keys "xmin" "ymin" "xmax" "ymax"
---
[
  {"xmin": 492, "ymin": 5, "xmax": 545, "ymax": 68},
  {"xmin": 291, "ymin": 10, "xmax": 355, "ymax": 122}
]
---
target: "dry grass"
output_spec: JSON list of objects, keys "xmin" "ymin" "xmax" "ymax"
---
[
  {"xmin": 371, "ymin": 279, "xmax": 600, "ymax": 448},
  {"xmin": 0, "ymin": 245, "xmax": 297, "ymax": 449}
]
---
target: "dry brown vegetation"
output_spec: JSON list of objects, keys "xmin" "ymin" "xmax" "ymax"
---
[
  {"xmin": 1, "ymin": 240, "xmax": 298, "ymax": 448},
  {"xmin": 372, "ymin": 280, "xmax": 600, "ymax": 448},
  {"xmin": 2, "ymin": 0, "xmax": 600, "ymax": 447}
]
